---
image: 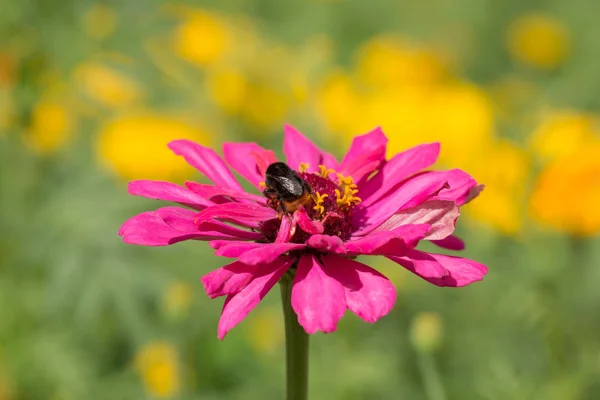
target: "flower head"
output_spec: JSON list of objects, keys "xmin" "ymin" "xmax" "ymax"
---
[{"xmin": 120, "ymin": 125, "xmax": 488, "ymax": 339}]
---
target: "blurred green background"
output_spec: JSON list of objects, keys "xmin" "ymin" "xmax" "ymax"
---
[{"xmin": 2, "ymin": 0, "xmax": 600, "ymax": 399}]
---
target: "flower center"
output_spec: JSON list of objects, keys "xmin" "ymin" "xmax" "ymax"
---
[{"xmin": 259, "ymin": 163, "xmax": 361, "ymax": 243}]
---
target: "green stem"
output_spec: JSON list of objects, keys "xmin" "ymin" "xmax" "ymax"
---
[
  {"xmin": 279, "ymin": 273, "xmax": 310, "ymax": 400},
  {"xmin": 417, "ymin": 352, "xmax": 447, "ymax": 400}
]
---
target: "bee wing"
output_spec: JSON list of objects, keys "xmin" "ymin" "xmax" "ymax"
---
[{"xmin": 277, "ymin": 175, "xmax": 305, "ymax": 196}]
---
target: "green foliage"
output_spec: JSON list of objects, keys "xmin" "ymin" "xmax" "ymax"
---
[{"xmin": 1, "ymin": 0, "xmax": 600, "ymax": 399}]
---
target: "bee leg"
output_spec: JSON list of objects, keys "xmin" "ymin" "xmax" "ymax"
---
[{"xmin": 263, "ymin": 187, "xmax": 277, "ymax": 199}]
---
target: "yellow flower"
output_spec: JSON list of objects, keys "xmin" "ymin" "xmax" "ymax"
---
[
  {"xmin": 84, "ymin": 4, "xmax": 117, "ymax": 40},
  {"xmin": 97, "ymin": 114, "xmax": 212, "ymax": 181},
  {"xmin": 73, "ymin": 62, "xmax": 142, "ymax": 108},
  {"xmin": 135, "ymin": 342, "xmax": 180, "ymax": 398},
  {"xmin": 465, "ymin": 140, "xmax": 530, "ymax": 235},
  {"xmin": 244, "ymin": 306, "xmax": 283, "ymax": 355},
  {"xmin": 383, "ymin": 82, "xmax": 495, "ymax": 168},
  {"xmin": 206, "ymin": 68, "xmax": 247, "ymax": 114},
  {"xmin": 529, "ymin": 111, "xmax": 600, "ymax": 164},
  {"xmin": 240, "ymin": 83, "xmax": 290, "ymax": 130},
  {"xmin": 530, "ymin": 142, "xmax": 600, "ymax": 236},
  {"xmin": 174, "ymin": 10, "xmax": 233, "ymax": 67},
  {"xmin": 355, "ymin": 36, "xmax": 448, "ymax": 89},
  {"xmin": 25, "ymin": 99, "xmax": 74, "ymax": 154},
  {"xmin": 507, "ymin": 13, "xmax": 570, "ymax": 69},
  {"xmin": 409, "ymin": 312, "xmax": 443, "ymax": 354},
  {"xmin": 0, "ymin": 87, "xmax": 13, "ymax": 132},
  {"xmin": 162, "ymin": 281, "xmax": 194, "ymax": 319},
  {"xmin": 316, "ymin": 71, "xmax": 360, "ymax": 135}
]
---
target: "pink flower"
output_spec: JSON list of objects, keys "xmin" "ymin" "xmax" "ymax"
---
[{"xmin": 120, "ymin": 125, "xmax": 487, "ymax": 339}]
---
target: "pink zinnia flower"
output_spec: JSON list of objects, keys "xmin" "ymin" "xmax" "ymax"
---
[{"xmin": 120, "ymin": 125, "xmax": 487, "ymax": 339}]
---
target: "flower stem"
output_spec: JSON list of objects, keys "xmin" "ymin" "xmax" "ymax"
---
[
  {"xmin": 417, "ymin": 352, "xmax": 447, "ymax": 400},
  {"xmin": 279, "ymin": 272, "xmax": 309, "ymax": 400}
]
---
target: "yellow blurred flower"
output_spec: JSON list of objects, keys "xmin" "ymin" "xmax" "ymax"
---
[
  {"xmin": 530, "ymin": 142, "xmax": 600, "ymax": 236},
  {"xmin": 488, "ymin": 76, "xmax": 539, "ymax": 119},
  {"xmin": 73, "ymin": 62, "xmax": 142, "ymax": 108},
  {"xmin": 162, "ymin": 281, "xmax": 194, "ymax": 319},
  {"xmin": 135, "ymin": 341, "xmax": 180, "ymax": 398},
  {"xmin": 0, "ymin": 88, "xmax": 13, "ymax": 132},
  {"xmin": 97, "ymin": 114, "xmax": 212, "ymax": 180},
  {"xmin": 241, "ymin": 83, "xmax": 290, "ymax": 130},
  {"xmin": 174, "ymin": 9, "xmax": 233, "ymax": 67},
  {"xmin": 465, "ymin": 140, "xmax": 530, "ymax": 235},
  {"xmin": 206, "ymin": 68, "xmax": 247, "ymax": 114},
  {"xmin": 1, "ymin": 53, "xmax": 17, "ymax": 133},
  {"xmin": 0, "ymin": 52, "xmax": 16, "ymax": 86},
  {"xmin": 25, "ymin": 99, "xmax": 74, "ymax": 154},
  {"xmin": 84, "ymin": 4, "xmax": 117, "ymax": 40},
  {"xmin": 378, "ymin": 82, "xmax": 495, "ymax": 168},
  {"xmin": 507, "ymin": 13, "xmax": 570, "ymax": 69},
  {"xmin": 529, "ymin": 111, "xmax": 600, "ymax": 164},
  {"xmin": 316, "ymin": 71, "xmax": 360, "ymax": 135},
  {"xmin": 244, "ymin": 306, "xmax": 283, "ymax": 355},
  {"xmin": 425, "ymin": 82, "xmax": 495, "ymax": 166},
  {"xmin": 355, "ymin": 35, "xmax": 448, "ymax": 89},
  {"xmin": 0, "ymin": 377, "xmax": 7, "ymax": 400},
  {"xmin": 409, "ymin": 312, "xmax": 443, "ymax": 354}
]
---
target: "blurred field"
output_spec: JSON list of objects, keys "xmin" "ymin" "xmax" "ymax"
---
[{"xmin": 2, "ymin": 0, "xmax": 600, "ymax": 399}]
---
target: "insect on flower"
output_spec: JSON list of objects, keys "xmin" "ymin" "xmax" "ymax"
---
[
  {"xmin": 119, "ymin": 125, "xmax": 488, "ymax": 339},
  {"xmin": 263, "ymin": 162, "xmax": 314, "ymax": 214}
]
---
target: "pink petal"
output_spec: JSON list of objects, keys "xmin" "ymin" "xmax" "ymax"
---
[
  {"xmin": 339, "ymin": 127, "xmax": 387, "ymax": 182},
  {"xmin": 185, "ymin": 181, "xmax": 266, "ymax": 203},
  {"xmin": 201, "ymin": 261, "xmax": 258, "ymax": 299},
  {"xmin": 119, "ymin": 206, "xmax": 238, "ymax": 246},
  {"xmin": 197, "ymin": 220, "xmax": 263, "ymax": 241},
  {"xmin": 388, "ymin": 250, "xmax": 448, "ymax": 279},
  {"xmin": 345, "ymin": 224, "xmax": 430, "ymax": 256},
  {"xmin": 217, "ymin": 257, "xmax": 293, "ymax": 339},
  {"xmin": 168, "ymin": 140, "xmax": 242, "ymax": 190},
  {"xmin": 390, "ymin": 250, "xmax": 487, "ymax": 287},
  {"xmin": 283, "ymin": 124, "xmax": 338, "ymax": 172},
  {"xmin": 321, "ymin": 255, "xmax": 396, "ymax": 323},
  {"xmin": 292, "ymin": 255, "xmax": 346, "ymax": 334},
  {"xmin": 390, "ymin": 250, "xmax": 488, "ymax": 287},
  {"xmin": 429, "ymin": 169, "xmax": 479, "ymax": 206},
  {"xmin": 431, "ymin": 235, "xmax": 465, "ymax": 251},
  {"xmin": 193, "ymin": 202, "xmax": 278, "ymax": 228},
  {"xmin": 210, "ymin": 240, "xmax": 304, "ymax": 265},
  {"xmin": 294, "ymin": 208, "xmax": 324, "ymax": 235},
  {"xmin": 353, "ymin": 173, "xmax": 450, "ymax": 236},
  {"xmin": 360, "ymin": 142, "xmax": 440, "ymax": 205},
  {"xmin": 373, "ymin": 200, "xmax": 460, "ymax": 241},
  {"xmin": 238, "ymin": 242, "xmax": 305, "ymax": 266},
  {"xmin": 306, "ymin": 234, "xmax": 346, "ymax": 254},
  {"xmin": 275, "ymin": 215, "xmax": 294, "ymax": 243},
  {"xmin": 223, "ymin": 142, "xmax": 278, "ymax": 188},
  {"xmin": 128, "ymin": 180, "xmax": 213, "ymax": 210},
  {"xmin": 210, "ymin": 241, "xmax": 265, "ymax": 257}
]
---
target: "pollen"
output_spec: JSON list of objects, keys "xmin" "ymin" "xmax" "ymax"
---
[
  {"xmin": 318, "ymin": 165, "xmax": 336, "ymax": 178},
  {"xmin": 298, "ymin": 162, "xmax": 310, "ymax": 173},
  {"xmin": 259, "ymin": 181, "xmax": 267, "ymax": 190},
  {"xmin": 313, "ymin": 192, "xmax": 329, "ymax": 215},
  {"xmin": 334, "ymin": 172, "xmax": 361, "ymax": 208}
]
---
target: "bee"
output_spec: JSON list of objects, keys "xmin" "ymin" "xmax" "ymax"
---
[{"xmin": 263, "ymin": 162, "xmax": 313, "ymax": 214}]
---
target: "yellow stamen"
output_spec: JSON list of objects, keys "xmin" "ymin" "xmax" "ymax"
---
[
  {"xmin": 318, "ymin": 165, "xmax": 336, "ymax": 178},
  {"xmin": 298, "ymin": 162, "xmax": 310, "ymax": 173},
  {"xmin": 312, "ymin": 192, "xmax": 328, "ymax": 215},
  {"xmin": 335, "ymin": 172, "xmax": 361, "ymax": 208},
  {"xmin": 259, "ymin": 182, "xmax": 266, "ymax": 190}
]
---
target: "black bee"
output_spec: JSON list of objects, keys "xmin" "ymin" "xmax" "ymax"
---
[{"xmin": 263, "ymin": 162, "xmax": 313, "ymax": 214}]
